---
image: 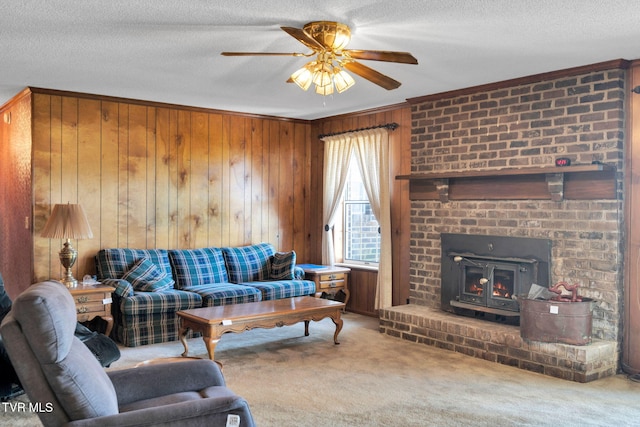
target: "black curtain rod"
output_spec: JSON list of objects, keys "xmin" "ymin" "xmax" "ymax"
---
[{"xmin": 318, "ymin": 122, "xmax": 398, "ymax": 139}]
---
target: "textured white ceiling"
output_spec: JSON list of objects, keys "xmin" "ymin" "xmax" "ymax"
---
[{"xmin": 2, "ymin": 0, "xmax": 640, "ymax": 119}]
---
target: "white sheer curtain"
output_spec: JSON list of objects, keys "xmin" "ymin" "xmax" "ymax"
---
[
  {"xmin": 321, "ymin": 134, "xmax": 353, "ymax": 265},
  {"xmin": 321, "ymin": 127, "xmax": 393, "ymax": 310},
  {"xmin": 352, "ymin": 129, "xmax": 392, "ymax": 310}
]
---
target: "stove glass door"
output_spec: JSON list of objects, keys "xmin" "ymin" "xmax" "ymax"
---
[
  {"xmin": 486, "ymin": 262, "xmax": 519, "ymax": 312},
  {"xmin": 459, "ymin": 262, "xmax": 486, "ymax": 307},
  {"xmin": 458, "ymin": 260, "xmax": 521, "ymax": 312}
]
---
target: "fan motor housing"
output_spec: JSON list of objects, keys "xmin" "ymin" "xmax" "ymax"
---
[{"xmin": 303, "ymin": 21, "xmax": 351, "ymax": 51}]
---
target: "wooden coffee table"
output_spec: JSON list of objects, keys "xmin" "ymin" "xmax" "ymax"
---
[{"xmin": 177, "ymin": 296, "xmax": 345, "ymax": 360}]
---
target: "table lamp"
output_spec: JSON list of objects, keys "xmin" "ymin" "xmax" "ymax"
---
[{"xmin": 40, "ymin": 203, "xmax": 94, "ymax": 288}]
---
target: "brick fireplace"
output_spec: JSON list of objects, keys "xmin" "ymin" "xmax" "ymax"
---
[{"xmin": 380, "ymin": 61, "xmax": 626, "ymax": 382}]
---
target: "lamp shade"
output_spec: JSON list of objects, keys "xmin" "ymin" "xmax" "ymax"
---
[{"xmin": 41, "ymin": 203, "xmax": 93, "ymax": 240}]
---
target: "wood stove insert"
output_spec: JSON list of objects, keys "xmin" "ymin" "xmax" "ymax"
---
[{"xmin": 441, "ymin": 234, "xmax": 551, "ymax": 318}]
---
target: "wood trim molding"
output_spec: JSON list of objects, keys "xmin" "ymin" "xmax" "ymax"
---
[
  {"xmin": 407, "ymin": 59, "xmax": 631, "ymax": 105},
  {"xmin": 0, "ymin": 87, "xmax": 32, "ymax": 112},
  {"xmin": 25, "ymin": 87, "xmax": 312, "ymax": 123},
  {"xmin": 314, "ymin": 101, "xmax": 410, "ymax": 122}
]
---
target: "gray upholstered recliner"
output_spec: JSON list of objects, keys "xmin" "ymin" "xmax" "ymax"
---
[{"xmin": 0, "ymin": 280, "xmax": 255, "ymax": 426}]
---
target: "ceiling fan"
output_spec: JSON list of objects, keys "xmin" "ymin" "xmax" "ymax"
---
[{"xmin": 221, "ymin": 21, "xmax": 418, "ymax": 95}]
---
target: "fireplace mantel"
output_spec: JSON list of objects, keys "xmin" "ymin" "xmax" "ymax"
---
[{"xmin": 396, "ymin": 164, "xmax": 616, "ymax": 202}]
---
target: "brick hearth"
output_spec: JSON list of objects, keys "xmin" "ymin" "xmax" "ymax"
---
[{"xmin": 380, "ymin": 305, "xmax": 617, "ymax": 383}]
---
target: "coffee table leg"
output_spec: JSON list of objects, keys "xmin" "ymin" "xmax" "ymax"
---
[
  {"xmin": 331, "ymin": 312, "xmax": 343, "ymax": 345},
  {"xmin": 203, "ymin": 332, "xmax": 220, "ymax": 361},
  {"xmin": 179, "ymin": 327, "xmax": 190, "ymax": 357},
  {"xmin": 304, "ymin": 320, "xmax": 310, "ymax": 336}
]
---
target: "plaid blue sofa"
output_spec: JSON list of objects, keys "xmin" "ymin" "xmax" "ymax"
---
[
  {"xmin": 95, "ymin": 243, "xmax": 315, "ymax": 347},
  {"xmin": 95, "ymin": 248, "xmax": 203, "ymax": 347}
]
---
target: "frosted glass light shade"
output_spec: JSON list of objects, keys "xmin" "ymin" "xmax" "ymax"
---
[
  {"xmin": 291, "ymin": 66, "xmax": 313, "ymax": 91},
  {"xmin": 315, "ymin": 83, "xmax": 334, "ymax": 95},
  {"xmin": 312, "ymin": 63, "xmax": 333, "ymax": 87},
  {"xmin": 333, "ymin": 69, "xmax": 355, "ymax": 93}
]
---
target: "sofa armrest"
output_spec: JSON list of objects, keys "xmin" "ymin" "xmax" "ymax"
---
[
  {"xmin": 101, "ymin": 279, "xmax": 133, "ymax": 298},
  {"xmin": 108, "ymin": 359, "xmax": 226, "ymax": 405},
  {"xmin": 294, "ymin": 266, "xmax": 305, "ymax": 280}
]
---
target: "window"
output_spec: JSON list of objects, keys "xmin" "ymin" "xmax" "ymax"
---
[{"xmin": 340, "ymin": 156, "xmax": 380, "ymax": 266}]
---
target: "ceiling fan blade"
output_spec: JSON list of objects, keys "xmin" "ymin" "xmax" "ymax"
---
[
  {"xmin": 221, "ymin": 52, "xmax": 307, "ymax": 57},
  {"xmin": 344, "ymin": 49, "xmax": 418, "ymax": 64},
  {"xmin": 280, "ymin": 26, "xmax": 324, "ymax": 51},
  {"xmin": 342, "ymin": 61, "xmax": 402, "ymax": 90}
]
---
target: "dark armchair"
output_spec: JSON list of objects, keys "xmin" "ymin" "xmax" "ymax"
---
[
  {"xmin": 0, "ymin": 272, "xmax": 22, "ymax": 401},
  {"xmin": 0, "ymin": 280, "xmax": 255, "ymax": 426}
]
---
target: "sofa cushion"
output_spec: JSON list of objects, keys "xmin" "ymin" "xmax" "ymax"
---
[
  {"xmin": 270, "ymin": 251, "xmax": 296, "ymax": 280},
  {"xmin": 119, "ymin": 289, "xmax": 202, "ymax": 316},
  {"xmin": 96, "ymin": 249, "xmax": 173, "ymax": 281},
  {"xmin": 168, "ymin": 248, "xmax": 229, "ymax": 289},
  {"xmin": 222, "ymin": 243, "xmax": 275, "ymax": 283},
  {"xmin": 121, "ymin": 258, "xmax": 175, "ymax": 292},
  {"xmin": 242, "ymin": 280, "xmax": 316, "ymax": 301},
  {"xmin": 184, "ymin": 284, "xmax": 263, "ymax": 307}
]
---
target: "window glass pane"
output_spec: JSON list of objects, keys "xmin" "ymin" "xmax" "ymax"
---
[
  {"xmin": 345, "ymin": 157, "xmax": 368, "ymax": 201},
  {"xmin": 343, "ymin": 157, "xmax": 380, "ymax": 264},
  {"xmin": 344, "ymin": 202, "xmax": 380, "ymax": 263}
]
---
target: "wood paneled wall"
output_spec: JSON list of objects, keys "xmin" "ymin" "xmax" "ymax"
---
[
  {"xmin": 624, "ymin": 60, "xmax": 640, "ymax": 373},
  {"xmin": 0, "ymin": 90, "xmax": 33, "ymax": 298},
  {"xmin": 310, "ymin": 104, "xmax": 412, "ymax": 315},
  {"xmin": 1, "ymin": 87, "xmax": 411, "ymax": 314},
  {"xmin": 30, "ymin": 89, "xmax": 313, "ymax": 283}
]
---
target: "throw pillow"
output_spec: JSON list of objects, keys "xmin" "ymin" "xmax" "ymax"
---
[
  {"xmin": 121, "ymin": 258, "xmax": 174, "ymax": 292},
  {"xmin": 101, "ymin": 279, "xmax": 134, "ymax": 298},
  {"xmin": 222, "ymin": 243, "xmax": 275, "ymax": 283},
  {"xmin": 96, "ymin": 248, "xmax": 172, "ymax": 280},
  {"xmin": 168, "ymin": 248, "xmax": 229, "ymax": 289},
  {"xmin": 270, "ymin": 251, "xmax": 297, "ymax": 280}
]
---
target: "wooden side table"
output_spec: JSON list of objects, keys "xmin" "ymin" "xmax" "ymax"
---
[
  {"xmin": 68, "ymin": 283, "xmax": 115, "ymax": 337},
  {"xmin": 300, "ymin": 265, "xmax": 350, "ymax": 310}
]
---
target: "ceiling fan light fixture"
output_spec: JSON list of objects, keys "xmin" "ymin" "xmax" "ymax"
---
[
  {"xmin": 291, "ymin": 65, "xmax": 314, "ymax": 91},
  {"xmin": 315, "ymin": 82, "xmax": 334, "ymax": 96},
  {"xmin": 333, "ymin": 68, "xmax": 355, "ymax": 93},
  {"xmin": 312, "ymin": 63, "xmax": 333, "ymax": 87}
]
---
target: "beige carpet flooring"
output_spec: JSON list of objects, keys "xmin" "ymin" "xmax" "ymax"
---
[{"xmin": 3, "ymin": 312, "xmax": 640, "ymax": 426}]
